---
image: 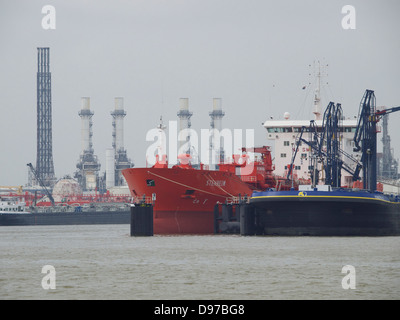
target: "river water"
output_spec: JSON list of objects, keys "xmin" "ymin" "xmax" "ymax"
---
[{"xmin": 1, "ymin": 224, "xmax": 399, "ymax": 300}]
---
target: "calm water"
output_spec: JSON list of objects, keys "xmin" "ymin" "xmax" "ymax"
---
[{"xmin": 1, "ymin": 224, "xmax": 399, "ymax": 300}]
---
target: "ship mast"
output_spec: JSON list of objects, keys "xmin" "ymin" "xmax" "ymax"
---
[
  {"xmin": 313, "ymin": 60, "xmax": 322, "ymax": 121},
  {"xmin": 157, "ymin": 116, "xmax": 167, "ymax": 159}
]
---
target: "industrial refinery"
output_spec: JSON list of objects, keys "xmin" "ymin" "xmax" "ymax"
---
[
  {"xmin": 1, "ymin": 47, "xmax": 399, "ymax": 210},
  {"xmin": 23, "ymin": 47, "xmax": 135, "ymax": 205},
  {"xmin": 16, "ymin": 47, "xmax": 236, "ymax": 205},
  {"xmin": 73, "ymin": 96, "xmax": 134, "ymax": 192}
]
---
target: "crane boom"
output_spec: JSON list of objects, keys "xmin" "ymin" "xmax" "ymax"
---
[
  {"xmin": 27, "ymin": 163, "xmax": 55, "ymax": 206},
  {"xmin": 353, "ymin": 90, "xmax": 400, "ymax": 191},
  {"xmin": 287, "ymin": 90, "xmax": 399, "ymax": 192},
  {"xmin": 375, "ymin": 106, "xmax": 400, "ymax": 117},
  {"xmin": 287, "ymin": 103, "xmax": 362, "ymax": 187}
]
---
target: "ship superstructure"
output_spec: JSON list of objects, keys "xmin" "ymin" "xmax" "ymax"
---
[
  {"xmin": 263, "ymin": 117, "xmax": 359, "ymax": 187},
  {"xmin": 263, "ymin": 62, "xmax": 359, "ymax": 187}
]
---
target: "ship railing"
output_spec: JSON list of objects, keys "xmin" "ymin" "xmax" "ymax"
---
[
  {"xmin": 131, "ymin": 195, "xmax": 155, "ymax": 205},
  {"xmin": 225, "ymin": 195, "xmax": 250, "ymax": 204},
  {"xmin": 30, "ymin": 202, "xmax": 132, "ymax": 213},
  {"xmin": 240, "ymin": 175, "xmax": 257, "ymax": 182},
  {"xmin": 377, "ymin": 177, "xmax": 400, "ymax": 188}
]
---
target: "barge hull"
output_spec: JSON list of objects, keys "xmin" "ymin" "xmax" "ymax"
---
[
  {"xmin": 250, "ymin": 194, "xmax": 400, "ymax": 236},
  {"xmin": 0, "ymin": 211, "xmax": 130, "ymax": 226}
]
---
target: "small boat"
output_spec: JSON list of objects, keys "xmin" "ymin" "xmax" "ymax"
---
[{"xmin": 0, "ymin": 197, "xmax": 31, "ymax": 214}]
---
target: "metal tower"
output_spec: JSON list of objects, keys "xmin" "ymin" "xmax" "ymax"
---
[
  {"xmin": 353, "ymin": 90, "xmax": 377, "ymax": 191},
  {"xmin": 380, "ymin": 114, "xmax": 399, "ymax": 180},
  {"xmin": 35, "ymin": 47, "xmax": 56, "ymax": 187},
  {"xmin": 320, "ymin": 102, "xmax": 343, "ymax": 187}
]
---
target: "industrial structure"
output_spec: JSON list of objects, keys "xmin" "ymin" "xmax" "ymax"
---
[
  {"xmin": 209, "ymin": 98, "xmax": 225, "ymax": 167},
  {"xmin": 24, "ymin": 48, "xmax": 398, "ymax": 200},
  {"xmin": 239, "ymin": 89, "xmax": 400, "ymax": 237},
  {"xmin": 264, "ymin": 63, "xmax": 361, "ymax": 188},
  {"xmin": 285, "ymin": 102, "xmax": 362, "ymax": 188},
  {"xmin": 107, "ymin": 97, "xmax": 134, "ymax": 188},
  {"xmin": 353, "ymin": 92, "xmax": 400, "ymax": 191},
  {"xmin": 284, "ymin": 89, "xmax": 400, "ymax": 192},
  {"xmin": 379, "ymin": 113, "xmax": 399, "ymax": 180},
  {"xmin": 74, "ymin": 97, "xmax": 101, "ymax": 191},
  {"xmin": 177, "ymin": 98, "xmax": 193, "ymax": 155},
  {"xmin": 35, "ymin": 47, "xmax": 56, "ymax": 187}
]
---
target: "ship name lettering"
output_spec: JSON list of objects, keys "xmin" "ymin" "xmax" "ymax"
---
[{"xmin": 206, "ymin": 180, "xmax": 226, "ymax": 187}]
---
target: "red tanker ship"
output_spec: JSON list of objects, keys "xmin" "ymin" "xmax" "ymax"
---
[{"xmin": 122, "ymin": 146, "xmax": 302, "ymax": 234}]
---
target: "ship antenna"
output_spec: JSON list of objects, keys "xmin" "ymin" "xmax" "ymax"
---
[
  {"xmin": 312, "ymin": 60, "xmax": 329, "ymax": 121},
  {"xmin": 157, "ymin": 116, "xmax": 166, "ymax": 130},
  {"xmin": 313, "ymin": 60, "xmax": 322, "ymax": 121}
]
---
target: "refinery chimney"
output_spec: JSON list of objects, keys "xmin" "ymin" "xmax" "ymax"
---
[
  {"xmin": 176, "ymin": 98, "xmax": 193, "ymax": 155},
  {"xmin": 112, "ymin": 97, "xmax": 125, "ymax": 152},
  {"xmin": 74, "ymin": 97, "xmax": 101, "ymax": 191},
  {"xmin": 110, "ymin": 97, "xmax": 133, "ymax": 187},
  {"xmin": 80, "ymin": 98, "xmax": 92, "ymax": 153},
  {"xmin": 209, "ymin": 98, "xmax": 225, "ymax": 168},
  {"xmin": 106, "ymin": 148, "xmax": 115, "ymax": 189}
]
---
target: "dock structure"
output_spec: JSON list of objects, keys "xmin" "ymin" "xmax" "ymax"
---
[
  {"xmin": 214, "ymin": 203, "xmax": 240, "ymax": 234},
  {"xmin": 213, "ymin": 202, "xmax": 262, "ymax": 236},
  {"xmin": 130, "ymin": 204, "xmax": 153, "ymax": 236}
]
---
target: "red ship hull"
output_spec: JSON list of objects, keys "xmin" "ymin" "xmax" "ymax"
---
[{"xmin": 122, "ymin": 167, "xmax": 253, "ymax": 234}]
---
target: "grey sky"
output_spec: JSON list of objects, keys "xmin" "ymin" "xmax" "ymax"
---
[{"xmin": 0, "ymin": 0, "xmax": 399, "ymax": 186}]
